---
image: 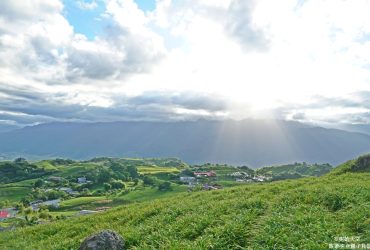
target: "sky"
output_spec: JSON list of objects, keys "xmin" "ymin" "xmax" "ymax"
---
[{"xmin": 1, "ymin": 0, "xmax": 370, "ymax": 128}]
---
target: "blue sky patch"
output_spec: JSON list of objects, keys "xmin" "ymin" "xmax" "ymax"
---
[
  {"xmin": 134, "ymin": 0, "xmax": 156, "ymax": 12},
  {"xmin": 63, "ymin": 0, "xmax": 106, "ymax": 40},
  {"xmin": 63, "ymin": 0, "xmax": 156, "ymax": 40}
]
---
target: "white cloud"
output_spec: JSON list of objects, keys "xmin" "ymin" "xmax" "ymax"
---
[{"xmin": 0, "ymin": 0, "xmax": 370, "ymax": 126}]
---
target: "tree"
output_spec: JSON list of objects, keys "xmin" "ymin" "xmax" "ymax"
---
[
  {"xmin": 181, "ymin": 169, "xmax": 195, "ymax": 177},
  {"xmin": 97, "ymin": 167, "xmax": 114, "ymax": 183},
  {"xmin": 110, "ymin": 180, "xmax": 125, "ymax": 190},
  {"xmin": 15, "ymin": 203, "xmax": 25, "ymax": 214},
  {"xmin": 80, "ymin": 188, "xmax": 91, "ymax": 196},
  {"xmin": 104, "ymin": 183, "xmax": 112, "ymax": 191},
  {"xmin": 14, "ymin": 157, "xmax": 27, "ymax": 164},
  {"xmin": 24, "ymin": 207, "xmax": 33, "ymax": 216},
  {"xmin": 21, "ymin": 197, "xmax": 31, "ymax": 206},
  {"xmin": 34, "ymin": 179, "xmax": 44, "ymax": 188},
  {"xmin": 45, "ymin": 190, "xmax": 65, "ymax": 200},
  {"xmin": 127, "ymin": 165, "xmax": 139, "ymax": 178},
  {"xmin": 158, "ymin": 181, "xmax": 172, "ymax": 191},
  {"xmin": 143, "ymin": 176, "xmax": 156, "ymax": 186},
  {"xmin": 0, "ymin": 200, "xmax": 10, "ymax": 209},
  {"xmin": 133, "ymin": 178, "xmax": 139, "ymax": 186}
]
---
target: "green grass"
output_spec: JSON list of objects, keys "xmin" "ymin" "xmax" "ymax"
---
[
  {"xmin": 34, "ymin": 160, "xmax": 58, "ymax": 171},
  {"xmin": 59, "ymin": 196, "xmax": 110, "ymax": 210},
  {"xmin": 0, "ymin": 172, "xmax": 369, "ymax": 249},
  {"xmin": 57, "ymin": 163, "xmax": 99, "ymax": 177},
  {"xmin": 120, "ymin": 185, "xmax": 187, "ymax": 202},
  {"xmin": 55, "ymin": 185, "xmax": 188, "ymax": 212},
  {"xmin": 0, "ymin": 186, "xmax": 30, "ymax": 202},
  {"xmin": 0, "ymin": 178, "xmax": 39, "ymax": 202},
  {"xmin": 49, "ymin": 211, "xmax": 78, "ymax": 217},
  {"xmin": 58, "ymin": 196, "xmax": 128, "ymax": 212}
]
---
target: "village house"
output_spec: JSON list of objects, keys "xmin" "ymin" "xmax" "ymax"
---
[
  {"xmin": 59, "ymin": 187, "xmax": 73, "ymax": 193},
  {"xmin": 180, "ymin": 176, "xmax": 196, "ymax": 183},
  {"xmin": 194, "ymin": 171, "xmax": 217, "ymax": 178},
  {"xmin": 236, "ymin": 178, "xmax": 252, "ymax": 183},
  {"xmin": 59, "ymin": 187, "xmax": 79, "ymax": 196},
  {"xmin": 0, "ymin": 210, "xmax": 9, "ymax": 221},
  {"xmin": 77, "ymin": 177, "xmax": 91, "ymax": 184},
  {"xmin": 230, "ymin": 172, "xmax": 250, "ymax": 177},
  {"xmin": 253, "ymin": 176, "xmax": 269, "ymax": 182},
  {"xmin": 31, "ymin": 199, "xmax": 61, "ymax": 211}
]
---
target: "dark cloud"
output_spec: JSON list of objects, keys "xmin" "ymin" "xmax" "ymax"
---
[
  {"xmin": 309, "ymin": 93, "xmax": 370, "ymax": 109},
  {"xmin": 0, "ymin": 86, "xmax": 229, "ymax": 126},
  {"xmin": 281, "ymin": 92, "xmax": 370, "ymax": 124},
  {"xmin": 29, "ymin": 36, "xmax": 59, "ymax": 65},
  {"xmin": 125, "ymin": 92, "xmax": 228, "ymax": 112},
  {"xmin": 292, "ymin": 112, "xmax": 306, "ymax": 120},
  {"xmin": 66, "ymin": 45, "xmax": 120, "ymax": 80}
]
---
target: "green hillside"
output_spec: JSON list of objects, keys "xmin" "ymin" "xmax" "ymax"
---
[
  {"xmin": 329, "ymin": 153, "xmax": 370, "ymax": 175},
  {"xmin": 256, "ymin": 162, "xmax": 332, "ymax": 180},
  {"xmin": 0, "ymin": 166, "xmax": 369, "ymax": 249}
]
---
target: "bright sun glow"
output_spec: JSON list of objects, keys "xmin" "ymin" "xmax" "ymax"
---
[{"xmin": 0, "ymin": 0, "xmax": 370, "ymax": 126}]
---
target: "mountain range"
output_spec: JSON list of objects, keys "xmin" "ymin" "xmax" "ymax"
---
[{"xmin": 0, "ymin": 119, "xmax": 370, "ymax": 167}]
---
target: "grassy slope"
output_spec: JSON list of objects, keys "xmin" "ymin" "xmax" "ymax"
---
[
  {"xmin": 0, "ymin": 179, "xmax": 36, "ymax": 202},
  {"xmin": 0, "ymin": 172, "xmax": 369, "ymax": 250},
  {"xmin": 53, "ymin": 185, "xmax": 187, "ymax": 212},
  {"xmin": 329, "ymin": 154, "xmax": 370, "ymax": 175}
]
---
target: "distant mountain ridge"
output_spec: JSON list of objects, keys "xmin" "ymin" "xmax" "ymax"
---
[{"xmin": 0, "ymin": 120, "xmax": 370, "ymax": 167}]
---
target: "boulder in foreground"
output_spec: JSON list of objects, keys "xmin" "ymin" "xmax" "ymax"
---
[{"xmin": 79, "ymin": 230, "xmax": 125, "ymax": 250}]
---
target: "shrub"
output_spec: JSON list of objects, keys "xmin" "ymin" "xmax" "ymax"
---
[{"xmin": 158, "ymin": 181, "xmax": 172, "ymax": 191}]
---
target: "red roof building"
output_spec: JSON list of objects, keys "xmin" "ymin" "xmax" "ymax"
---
[{"xmin": 0, "ymin": 210, "xmax": 9, "ymax": 219}]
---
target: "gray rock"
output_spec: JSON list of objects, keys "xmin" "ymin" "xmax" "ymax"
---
[{"xmin": 79, "ymin": 230, "xmax": 125, "ymax": 250}]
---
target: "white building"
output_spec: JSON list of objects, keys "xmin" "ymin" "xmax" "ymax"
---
[
  {"xmin": 180, "ymin": 176, "xmax": 196, "ymax": 183},
  {"xmin": 31, "ymin": 199, "xmax": 61, "ymax": 211}
]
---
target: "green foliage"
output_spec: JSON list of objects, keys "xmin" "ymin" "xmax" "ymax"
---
[
  {"xmin": 330, "ymin": 154, "xmax": 370, "ymax": 175},
  {"xmin": 110, "ymin": 180, "xmax": 125, "ymax": 190},
  {"xmin": 158, "ymin": 181, "xmax": 172, "ymax": 191},
  {"xmin": 133, "ymin": 178, "xmax": 139, "ymax": 186},
  {"xmin": 33, "ymin": 179, "xmax": 44, "ymax": 188},
  {"xmin": 30, "ymin": 188, "xmax": 66, "ymax": 201},
  {"xmin": 0, "ymin": 199, "xmax": 10, "ymax": 208},
  {"xmin": 0, "ymin": 160, "xmax": 51, "ymax": 183},
  {"xmin": 1, "ymin": 155, "xmax": 369, "ymax": 249},
  {"xmin": 0, "ymin": 172, "xmax": 368, "ymax": 249},
  {"xmin": 181, "ymin": 169, "xmax": 195, "ymax": 177},
  {"xmin": 142, "ymin": 175, "xmax": 156, "ymax": 186},
  {"xmin": 126, "ymin": 165, "xmax": 139, "ymax": 178},
  {"xmin": 256, "ymin": 162, "xmax": 333, "ymax": 180},
  {"xmin": 50, "ymin": 158, "xmax": 75, "ymax": 165},
  {"xmin": 103, "ymin": 182, "xmax": 112, "ymax": 191}
]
